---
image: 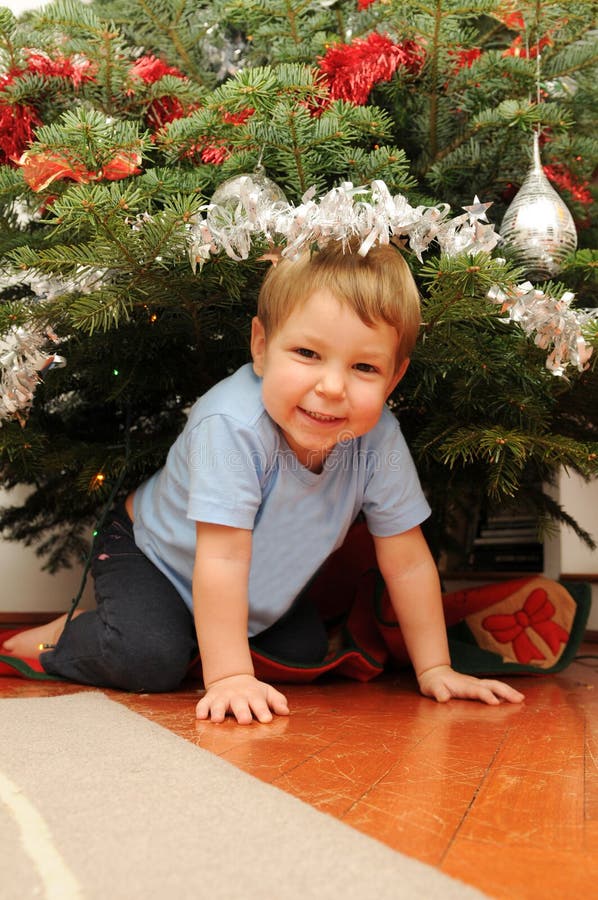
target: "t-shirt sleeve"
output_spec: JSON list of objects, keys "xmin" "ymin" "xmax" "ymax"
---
[
  {"xmin": 186, "ymin": 414, "xmax": 266, "ymax": 529},
  {"xmin": 361, "ymin": 412, "xmax": 431, "ymax": 537}
]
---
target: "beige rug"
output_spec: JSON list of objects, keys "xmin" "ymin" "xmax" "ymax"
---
[{"xmin": 0, "ymin": 693, "xmax": 488, "ymax": 899}]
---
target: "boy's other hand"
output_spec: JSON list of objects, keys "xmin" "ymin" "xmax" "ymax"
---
[
  {"xmin": 417, "ymin": 664, "xmax": 525, "ymax": 706},
  {"xmin": 196, "ymin": 673, "xmax": 289, "ymax": 724}
]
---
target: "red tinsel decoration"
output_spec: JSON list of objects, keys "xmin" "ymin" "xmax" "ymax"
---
[
  {"xmin": 1, "ymin": 50, "xmax": 96, "ymax": 88},
  {"xmin": 184, "ymin": 137, "xmax": 230, "ymax": 165},
  {"xmin": 502, "ymin": 12, "xmax": 526, "ymax": 29},
  {"xmin": 0, "ymin": 50, "xmax": 96, "ymax": 164},
  {"xmin": 495, "ymin": 7, "xmax": 526, "ymax": 31},
  {"xmin": 503, "ymin": 34, "xmax": 552, "ymax": 58},
  {"xmin": 222, "ymin": 107, "xmax": 255, "ymax": 125},
  {"xmin": 0, "ymin": 102, "xmax": 40, "ymax": 165},
  {"xmin": 127, "ymin": 55, "xmax": 193, "ymax": 130},
  {"xmin": 179, "ymin": 107, "xmax": 254, "ymax": 164},
  {"xmin": 318, "ymin": 33, "xmax": 425, "ymax": 106},
  {"xmin": 299, "ymin": 91, "xmax": 333, "ymax": 119},
  {"xmin": 544, "ymin": 164, "xmax": 593, "ymax": 206},
  {"xmin": 146, "ymin": 96, "xmax": 188, "ymax": 130},
  {"xmin": 449, "ymin": 47, "xmax": 482, "ymax": 73},
  {"xmin": 17, "ymin": 148, "xmax": 142, "ymax": 191},
  {"xmin": 129, "ymin": 55, "xmax": 186, "ymax": 84},
  {"xmin": 298, "ymin": 93, "xmax": 333, "ymax": 119},
  {"xmin": 200, "ymin": 143, "xmax": 230, "ymax": 165},
  {"xmin": 24, "ymin": 50, "xmax": 96, "ymax": 86}
]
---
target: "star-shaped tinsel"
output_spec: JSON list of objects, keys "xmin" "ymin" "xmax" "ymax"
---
[{"xmin": 462, "ymin": 196, "xmax": 493, "ymax": 222}]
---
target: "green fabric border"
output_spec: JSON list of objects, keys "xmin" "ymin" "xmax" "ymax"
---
[
  {"xmin": 251, "ymin": 623, "xmax": 385, "ymax": 672},
  {"xmin": 0, "ymin": 654, "xmax": 65, "ymax": 681}
]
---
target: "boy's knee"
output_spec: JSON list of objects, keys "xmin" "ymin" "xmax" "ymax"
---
[{"xmin": 104, "ymin": 631, "xmax": 193, "ymax": 692}]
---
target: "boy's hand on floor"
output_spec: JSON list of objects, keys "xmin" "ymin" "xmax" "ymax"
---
[
  {"xmin": 417, "ymin": 664, "xmax": 525, "ymax": 706},
  {"xmin": 196, "ymin": 673, "xmax": 289, "ymax": 724}
]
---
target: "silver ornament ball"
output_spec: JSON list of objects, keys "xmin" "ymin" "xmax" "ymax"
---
[
  {"xmin": 499, "ymin": 133, "xmax": 577, "ymax": 280},
  {"xmin": 207, "ymin": 170, "xmax": 287, "ymax": 231}
]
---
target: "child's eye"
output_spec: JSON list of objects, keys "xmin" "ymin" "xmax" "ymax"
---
[
  {"xmin": 295, "ymin": 348, "xmax": 317, "ymax": 359},
  {"xmin": 354, "ymin": 362, "xmax": 378, "ymax": 373}
]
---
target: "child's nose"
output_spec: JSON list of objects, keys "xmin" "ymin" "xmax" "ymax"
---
[{"xmin": 316, "ymin": 368, "xmax": 346, "ymax": 398}]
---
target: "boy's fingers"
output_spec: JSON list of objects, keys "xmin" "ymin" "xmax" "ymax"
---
[
  {"xmin": 418, "ymin": 675, "xmax": 450, "ymax": 702},
  {"xmin": 477, "ymin": 687, "xmax": 501, "ymax": 706},
  {"xmin": 469, "ymin": 681, "xmax": 524, "ymax": 705},
  {"xmin": 248, "ymin": 698, "xmax": 274, "ymax": 724},
  {"xmin": 490, "ymin": 681, "xmax": 525, "ymax": 702},
  {"xmin": 230, "ymin": 698, "xmax": 255, "ymax": 725},
  {"xmin": 195, "ymin": 697, "xmax": 210, "ymax": 719},
  {"xmin": 434, "ymin": 686, "xmax": 452, "ymax": 703},
  {"xmin": 421, "ymin": 680, "xmax": 451, "ymax": 702},
  {"xmin": 195, "ymin": 681, "xmax": 290, "ymax": 724},
  {"xmin": 196, "ymin": 694, "xmax": 228, "ymax": 722},
  {"xmin": 473, "ymin": 679, "xmax": 524, "ymax": 704},
  {"xmin": 420, "ymin": 671, "xmax": 525, "ymax": 706},
  {"xmin": 268, "ymin": 687, "xmax": 289, "ymax": 714},
  {"xmin": 208, "ymin": 701, "xmax": 227, "ymax": 723}
]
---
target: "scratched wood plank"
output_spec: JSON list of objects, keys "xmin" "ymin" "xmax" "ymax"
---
[{"xmin": 2, "ymin": 644, "xmax": 597, "ymax": 898}]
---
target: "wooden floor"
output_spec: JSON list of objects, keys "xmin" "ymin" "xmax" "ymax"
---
[{"xmin": 2, "ymin": 648, "xmax": 597, "ymax": 899}]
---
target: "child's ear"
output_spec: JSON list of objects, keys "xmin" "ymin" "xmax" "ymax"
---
[
  {"xmin": 386, "ymin": 357, "xmax": 410, "ymax": 398},
  {"xmin": 250, "ymin": 317, "xmax": 267, "ymax": 376}
]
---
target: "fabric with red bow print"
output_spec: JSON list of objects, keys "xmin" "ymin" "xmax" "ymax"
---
[{"xmin": 482, "ymin": 588, "xmax": 570, "ymax": 665}]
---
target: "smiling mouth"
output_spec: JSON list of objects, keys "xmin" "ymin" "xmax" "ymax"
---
[{"xmin": 300, "ymin": 408, "xmax": 343, "ymax": 423}]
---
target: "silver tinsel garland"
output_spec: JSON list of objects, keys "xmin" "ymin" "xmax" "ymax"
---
[
  {"xmin": 189, "ymin": 177, "xmax": 595, "ymax": 376},
  {"xmin": 189, "ymin": 178, "xmax": 501, "ymax": 266},
  {"xmin": 487, "ymin": 282, "xmax": 597, "ymax": 376},
  {"xmin": 1, "ymin": 179, "xmax": 595, "ymax": 424},
  {"xmin": 0, "ymin": 325, "xmax": 65, "ymax": 422},
  {"xmin": 0, "ymin": 267, "xmax": 107, "ymax": 425}
]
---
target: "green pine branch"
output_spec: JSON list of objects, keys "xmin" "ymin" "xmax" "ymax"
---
[
  {"xmin": 1, "ymin": 0, "xmax": 596, "ymax": 566},
  {"xmin": 429, "ymin": 426, "xmax": 598, "ymax": 498}
]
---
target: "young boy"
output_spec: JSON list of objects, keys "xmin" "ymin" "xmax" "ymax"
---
[{"xmin": 3, "ymin": 241, "xmax": 524, "ymax": 721}]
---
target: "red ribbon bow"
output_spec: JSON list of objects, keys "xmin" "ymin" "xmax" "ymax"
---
[{"xmin": 482, "ymin": 588, "xmax": 570, "ymax": 664}]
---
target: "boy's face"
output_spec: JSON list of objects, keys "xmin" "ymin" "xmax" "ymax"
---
[{"xmin": 251, "ymin": 289, "xmax": 408, "ymax": 473}]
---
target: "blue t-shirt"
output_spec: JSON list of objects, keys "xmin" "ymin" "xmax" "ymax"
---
[{"xmin": 133, "ymin": 363, "xmax": 430, "ymax": 636}]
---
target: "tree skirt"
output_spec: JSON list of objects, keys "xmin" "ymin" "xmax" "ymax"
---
[{"xmin": 0, "ymin": 523, "xmax": 590, "ymax": 684}]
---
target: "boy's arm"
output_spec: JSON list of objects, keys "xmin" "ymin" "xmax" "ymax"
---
[
  {"xmin": 193, "ymin": 521, "xmax": 289, "ymax": 724},
  {"xmin": 372, "ymin": 526, "xmax": 525, "ymax": 705}
]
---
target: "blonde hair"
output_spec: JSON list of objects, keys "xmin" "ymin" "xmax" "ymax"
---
[{"xmin": 257, "ymin": 241, "xmax": 421, "ymax": 366}]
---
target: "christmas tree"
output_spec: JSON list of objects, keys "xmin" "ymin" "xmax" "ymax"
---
[{"xmin": 0, "ymin": 0, "xmax": 596, "ymax": 575}]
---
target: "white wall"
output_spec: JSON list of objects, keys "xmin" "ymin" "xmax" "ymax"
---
[
  {"xmin": 3, "ymin": 0, "xmax": 90, "ymax": 12},
  {"xmin": 4, "ymin": 0, "xmax": 51, "ymax": 12},
  {"xmin": 555, "ymin": 469, "xmax": 598, "ymax": 629},
  {"xmin": 0, "ymin": 487, "xmax": 94, "ymax": 614},
  {"xmin": 558, "ymin": 470, "xmax": 598, "ymax": 572}
]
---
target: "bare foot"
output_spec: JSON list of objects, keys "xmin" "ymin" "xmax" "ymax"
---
[{"xmin": 1, "ymin": 611, "xmax": 82, "ymax": 659}]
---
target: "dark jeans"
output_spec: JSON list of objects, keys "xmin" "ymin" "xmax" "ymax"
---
[{"xmin": 41, "ymin": 505, "xmax": 328, "ymax": 692}]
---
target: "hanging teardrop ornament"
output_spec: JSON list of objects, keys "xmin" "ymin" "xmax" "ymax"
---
[{"xmin": 499, "ymin": 132, "xmax": 577, "ymax": 280}]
